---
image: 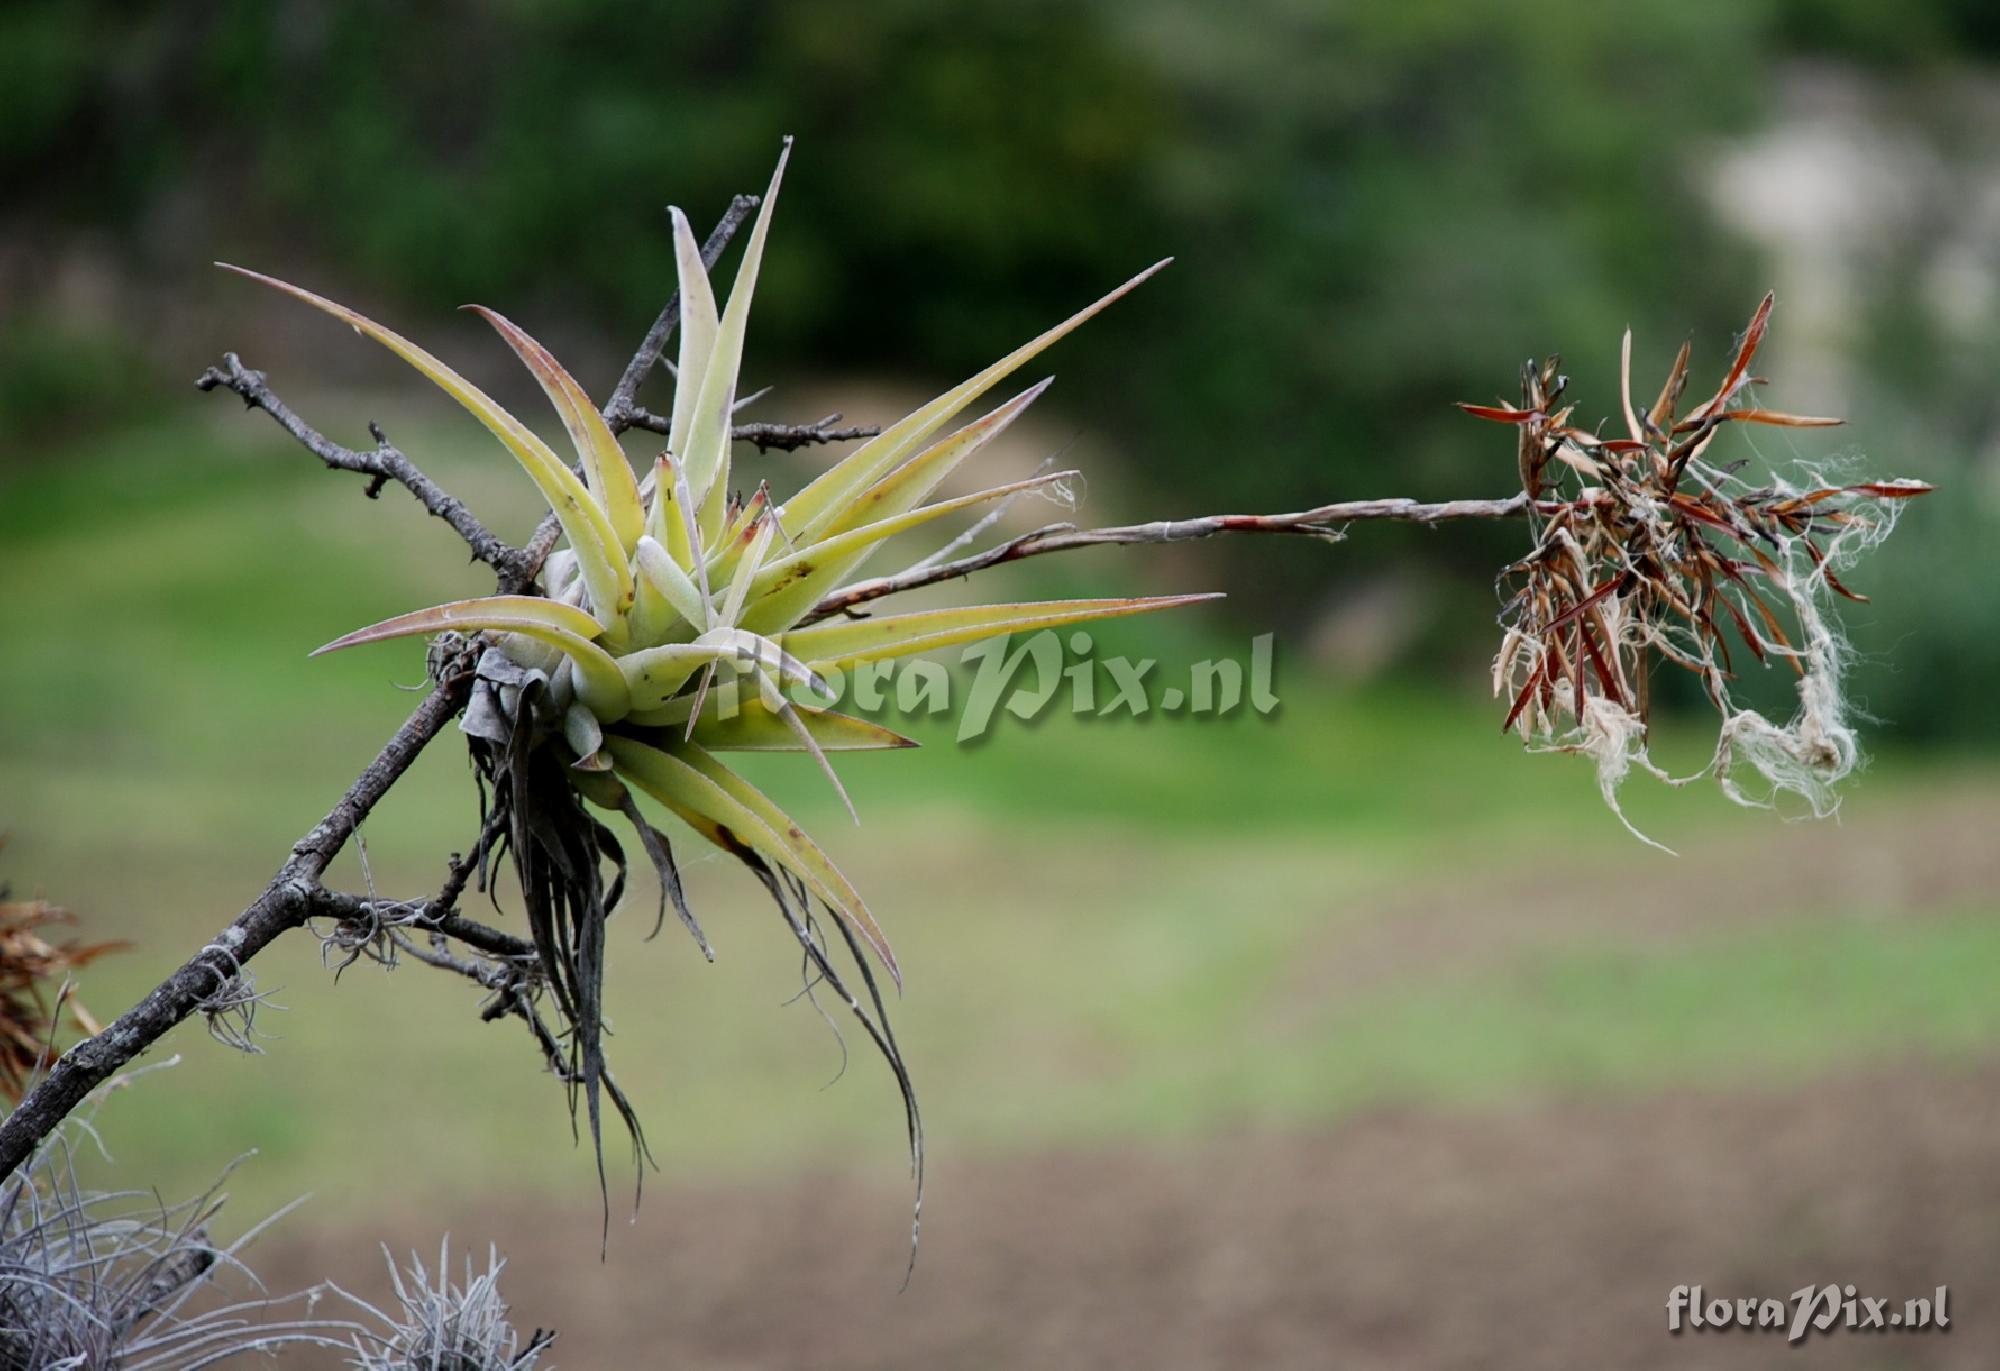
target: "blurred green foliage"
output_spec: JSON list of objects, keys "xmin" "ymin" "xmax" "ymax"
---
[
  {"xmin": 4, "ymin": 0, "xmax": 1997, "ymax": 736},
  {"xmin": 0, "ymin": 313, "xmax": 155, "ymax": 439}
]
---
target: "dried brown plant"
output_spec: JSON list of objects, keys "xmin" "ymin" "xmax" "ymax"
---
[{"xmin": 0, "ymin": 855, "xmax": 122, "ymax": 1103}]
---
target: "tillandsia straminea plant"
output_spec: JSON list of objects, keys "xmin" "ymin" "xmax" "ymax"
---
[
  {"xmin": 1461, "ymin": 293, "xmax": 1933, "ymax": 849},
  {"xmin": 0, "ymin": 139, "xmax": 1939, "ymax": 1273},
  {"xmin": 219, "ymin": 142, "xmax": 1214, "ymax": 1214}
]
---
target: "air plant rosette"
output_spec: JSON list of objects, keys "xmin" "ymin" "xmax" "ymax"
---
[
  {"xmin": 1461, "ymin": 293, "xmax": 1933, "ymax": 850},
  {"xmin": 3, "ymin": 1088, "xmax": 550, "ymax": 1367},
  {"xmin": 221, "ymin": 145, "xmax": 1213, "ymax": 1207},
  {"xmin": 0, "ymin": 1089, "xmax": 365, "ymax": 1366},
  {"xmin": 337, "ymin": 1241, "xmax": 556, "ymax": 1371}
]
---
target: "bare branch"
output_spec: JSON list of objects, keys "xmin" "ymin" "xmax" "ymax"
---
[
  {"xmin": 424, "ymin": 914, "xmax": 538, "ymax": 965},
  {"xmin": 195, "ymin": 354, "xmax": 531, "ymax": 583},
  {"xmin": 390, "ymin": 930, "xmax": 517, "ymax": 994},
  {"xmin": 306, "ymin": 890, "xmax": 538, "ymax": 967},
  {"xmin": 616, "ymin": 404, "xmax": 677, "ymax": 435},
  {"xmin": 809, "ymin": 492, "xmax": 1538, "ymax": 619}
]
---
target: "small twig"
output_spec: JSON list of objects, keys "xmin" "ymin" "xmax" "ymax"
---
[
  {"xmin": 305, "ymin": 888, "xmax": 538, "ymax": 966},
  {"xmin": 390, "ymin": 931, "xmax": 516, "ymax": 994},
  {"xmin": 731, "ymin": 415, "xmax": 882, "ymax": 453},
  {"xmin": 425, "ymin": 913, "xmax": 538, "ymax": 964},
  {"xmin": 616, "ymin": 405, "xmax": 674, "ymax": 434},
  {"xmin": 434, "ymin": 812, "xmax": 504, "ymax": 920},
  {"xmin": 808, "ymin": 493, "xmax": 1539, "ymax": 620},
  {"xmin": 619, "ymin": 385, "xmax": 774, "ymax": 436}
]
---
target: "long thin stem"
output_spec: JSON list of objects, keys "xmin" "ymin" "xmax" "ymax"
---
[{"xmin": 809, "ymin": 493, "xmax": 1536, "ymax": 619}]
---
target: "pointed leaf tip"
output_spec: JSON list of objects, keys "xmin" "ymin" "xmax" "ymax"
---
[
  {"xmin": 781, "ymin": 260, "xmax": 1171, "ymax": 541},
  {"xmin": 466, "ymin": 303, "xmax": 646, "ymax": 549}
]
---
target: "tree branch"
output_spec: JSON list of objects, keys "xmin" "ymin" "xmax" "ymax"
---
[
  {"xmin": 731, "ymin": 415, "xmax": 882, "ymax": 452},
  {"xmin": 195, "ymin": 354, "xmax": 531, "ymax": 584},
  {"xmin": 308, "ymin": 890, "xmax": 540, "ymax": 966}
]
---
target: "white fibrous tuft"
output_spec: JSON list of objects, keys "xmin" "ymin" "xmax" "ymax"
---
[{"xmin": 1494, "ymin": 445, "xmax": 1919, "ymax": 849}]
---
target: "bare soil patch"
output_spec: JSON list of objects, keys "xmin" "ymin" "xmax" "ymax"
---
[{"xmin": 258, "ymin": 1057, "xmax": 1997, "ymax": 1369}]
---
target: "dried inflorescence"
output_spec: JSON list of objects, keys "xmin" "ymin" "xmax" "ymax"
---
[
  {"xmin": 1461, "ymin": 294, "xmax": 1933, "ymax": 847},
  {"xmin": 0, "ymin": 864, "xmax": 122, "ymax": 1102}
]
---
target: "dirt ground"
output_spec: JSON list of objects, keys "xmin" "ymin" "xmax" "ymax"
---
[{"xmin": 256, "ymin": 1057, "xmax": 1996, "ymax": 1369}]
